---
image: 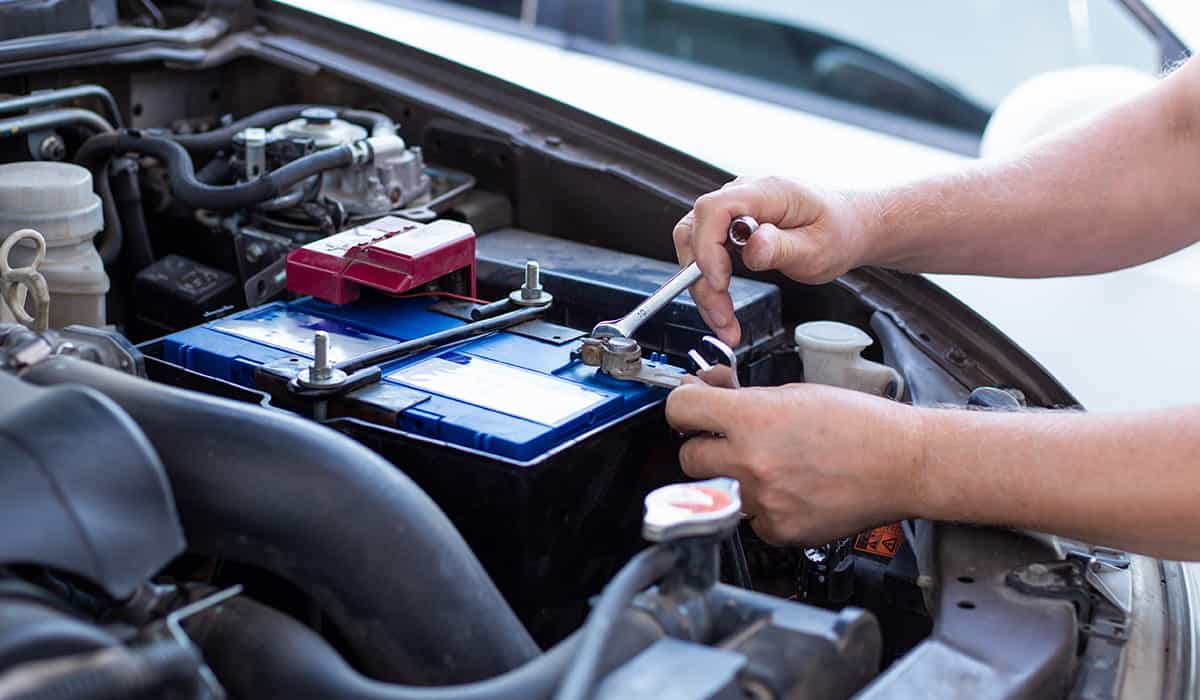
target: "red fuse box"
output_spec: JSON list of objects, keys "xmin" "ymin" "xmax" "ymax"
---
[{"xmin": 286, "ymin": 216, "xmax": 476, "ymax": 304}]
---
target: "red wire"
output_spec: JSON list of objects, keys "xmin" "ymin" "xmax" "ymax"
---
[{"xmin": 395, "ymin": 290, "xmax": 489, "ymax": 305}]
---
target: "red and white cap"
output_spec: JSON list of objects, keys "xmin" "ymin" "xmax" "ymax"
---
[{"xmin": 642, "ymin": 478, "xmax": 742, "ymax": 542}]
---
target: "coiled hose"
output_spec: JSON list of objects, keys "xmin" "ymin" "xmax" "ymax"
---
[
  {"xmin": 167, "ymin": 105, "xmax": 395, "ymax": 155},
  {"xmin": 75, "ymin": 130, "xmax": 358, "ymax": 211},
  {"xmin": 22, "ymin": 357, "xmax": 539, "ymax": 685}
]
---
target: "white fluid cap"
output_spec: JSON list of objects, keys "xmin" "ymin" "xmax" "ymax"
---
[
  {"xmin": 642, "ymin": 478, "xmax": 742, "ymax": 542},
  {"xmin": 0, "ymin": 162, "xmax": 102, "ymax": 246},
  {"xmin": 270, "ymin": 114, "xmax": 369, "ymax": 149},
  {"xmin": 794, "ymin": 320, "xmax": 873, "ymax": 353}
]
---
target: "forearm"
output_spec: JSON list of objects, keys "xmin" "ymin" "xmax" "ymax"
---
[
  {"xmin": 914, "ymin": 405, "xmax": 1200, "ymax": 560},
  {"xmin": 856, "ymin": 59, "xmax": 1200, "ymax": 277}
]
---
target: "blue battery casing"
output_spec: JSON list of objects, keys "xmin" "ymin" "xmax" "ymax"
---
[{"xmin": 158, "ymin": 296, "xmax": 671, "ymax": 462}]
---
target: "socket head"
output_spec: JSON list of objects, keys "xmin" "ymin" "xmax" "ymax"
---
[{"xmin": 728, "ymin": 216, "xmax": 759, "ymax": 247}]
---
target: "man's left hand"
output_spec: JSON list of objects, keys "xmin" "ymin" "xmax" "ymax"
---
[{"xmin": 665, "ymin": 381, "xmax": 926, "ymax": 545}]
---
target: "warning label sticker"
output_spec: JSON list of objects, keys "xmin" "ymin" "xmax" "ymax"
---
[{"xmin": 853, "ymin": 522, "xmax": 906, "ymax": 558}]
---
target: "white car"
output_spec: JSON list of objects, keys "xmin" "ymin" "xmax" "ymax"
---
[
  {"xmin": 0, "ymin": 2, "xmax": 1195, "ymax": 698},
  {"xmin": 290, "ymin": 0, "xmax": 1197, "ymax": 413}
]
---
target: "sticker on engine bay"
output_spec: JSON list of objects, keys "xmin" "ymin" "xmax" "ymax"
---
[
  {"xmin": 211, "ymin": 307, "xmax": 394, "ymax": 363},
  {"xmin": 388, "ymin": 352, "xmax": 609, "ymax": 426},
  {"xmin": 853, "ymin": 522, "xmax": 905, "ymax": 559}
]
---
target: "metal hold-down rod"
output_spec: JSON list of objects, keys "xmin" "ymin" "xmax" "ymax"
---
[{"xmin": 336, "ymin": 304, "xmax": 547, "ymax": 374}]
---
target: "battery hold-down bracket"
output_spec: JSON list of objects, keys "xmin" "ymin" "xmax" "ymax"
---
[{"xmin": 286, "ymin": 216, "xmax": 477, "ymax": 304}]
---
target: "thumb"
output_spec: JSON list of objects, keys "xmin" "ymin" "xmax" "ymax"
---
[{"xmin": 742, "ymin": 224, "xmax": 791, "ymax": 272}]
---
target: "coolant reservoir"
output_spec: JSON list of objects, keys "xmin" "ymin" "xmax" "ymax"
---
[
  {"xmin": 0, "ymin": 162, "xmax": 108, "ymax": 328},
  {"xmin": 794, "ymin": 320, "xmax": 904, "ymax": 398}
]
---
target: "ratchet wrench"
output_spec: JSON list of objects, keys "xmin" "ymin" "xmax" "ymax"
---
[{"xmin": 591, "ymin": 215, "xmax": 758, "ymax": 339}]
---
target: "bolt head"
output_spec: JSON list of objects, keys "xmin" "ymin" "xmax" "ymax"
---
[{"xmin": 38, "ymin": 135, "xmax": 66, "ymax": 161}]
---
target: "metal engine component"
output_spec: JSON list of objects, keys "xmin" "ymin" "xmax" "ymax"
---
[
  {"xmin": 268, "ymin": 108, "xmax": 369, "ymax": 148},
  {"xmin": 267, "ymin": 108, "xmax": 430, "ymax": 216},
  {"xmin": 0, "ymin": 323, "xmax": 143, "ymax": 374}
]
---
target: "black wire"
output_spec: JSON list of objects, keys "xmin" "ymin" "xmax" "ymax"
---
[
  {"xmin": 137, "ymin": 0, "xmax": 167, "ymax": 28},
  {"xmin": 553, "ymin": 546, "xmax": 678, "ymax": 700}
]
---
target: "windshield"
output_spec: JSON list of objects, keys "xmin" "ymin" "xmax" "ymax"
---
[
  {"xmin": 613, "ymin": 0, "xmax": 1162, "ymax": 132},
  {"xmin": 428, "ymin": 0, "xmax": 1165, "ymax": 140}
]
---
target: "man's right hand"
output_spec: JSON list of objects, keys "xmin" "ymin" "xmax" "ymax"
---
[{"xmin": 672, "ymin": 176, "xmax": 875, "ymax": 347}]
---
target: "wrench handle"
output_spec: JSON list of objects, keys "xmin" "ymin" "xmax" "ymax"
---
[{"xmin": 602, "ymin": 261, "xmax": 701, "ymax": 339}]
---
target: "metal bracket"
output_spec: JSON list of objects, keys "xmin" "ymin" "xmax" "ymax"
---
[
  {"xmin": 1006, "ymin": 560, "xmax": 1094, "ymax": 621},
  {"xmin": 163, "ymin": 584, "xmax": 243, "ymax": 700},
  {"xmin": 1065, "ymin": 547, "xmax": 1132, "ymax": 614}
]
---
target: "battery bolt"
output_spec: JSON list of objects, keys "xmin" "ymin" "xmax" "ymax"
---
[
  {"xmin": 510, "ymin": 259, "xmax": 553, "ymax": 306},
  {"xmin": 297, "ymin": 331, "xmax": 348, "ymax": 388}
]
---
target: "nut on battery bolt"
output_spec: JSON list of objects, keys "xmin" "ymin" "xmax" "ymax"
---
[{"xmin": 643, "ymin": 477, "xmax": 742, "ymax": 592}]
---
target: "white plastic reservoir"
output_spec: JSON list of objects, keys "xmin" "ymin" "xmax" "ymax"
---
[{"xmin": 0, "ymin": 162, "xmax": 108, "ymax": 328}]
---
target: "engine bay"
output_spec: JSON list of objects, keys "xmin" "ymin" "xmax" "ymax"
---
[{"xmin": 0, "ymin": 3, "xmax": 1161, "ymax": 699}]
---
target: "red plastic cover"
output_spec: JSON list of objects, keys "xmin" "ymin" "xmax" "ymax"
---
[{"xmin": 286, "ymin": 216, "xmax": 476, "ymax": 304}]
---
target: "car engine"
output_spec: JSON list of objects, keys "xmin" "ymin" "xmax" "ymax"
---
[{"xmin": 0, "ymin": 3, "xmax": 1156, "ymax": 699}]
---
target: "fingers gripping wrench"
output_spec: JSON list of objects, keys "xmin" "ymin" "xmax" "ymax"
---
[
  {"xmin": 581, "ymin": 217, "xmax": 756, "ymax": 388},
  {"xmin": 591, "ymin": 216, "xmax": 758, "ymax": 340}
]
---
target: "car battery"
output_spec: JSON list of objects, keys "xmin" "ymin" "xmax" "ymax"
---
[
  {"xmin": 146, "ymin": 230, "xmax": 785, "ymax": 642},
  {"xmin": 158, "ymin": 294, "xmax": 666, "ymax": 461},
  {"xmin": 148, "ymin": 291, "xmax": 680, "ymax": 639}
]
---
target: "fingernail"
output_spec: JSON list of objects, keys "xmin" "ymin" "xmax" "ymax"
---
[{"xmin": 746, "ymin": 228, "xmax": 776, "ymax": 271}]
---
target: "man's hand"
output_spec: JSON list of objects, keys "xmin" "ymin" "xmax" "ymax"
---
[
  {"xmin": 665, "ymin": 380, "xmax": 925, "ymax": 545},
  {"xmin": 672, "ymin": 177, "xmax": 874, "ymax": 347}
]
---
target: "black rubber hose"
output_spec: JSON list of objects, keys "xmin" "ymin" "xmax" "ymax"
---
[
  {"xmin": 75, "ymin": 131, "xmax": 357, "ymax": 211},
  {"xmin": 194, "ymin": 156, "xmax": 234, "ymax": 186},
  {"xmin": 0, "ymin": 642, "xmax": 199, "ymax": 700},
  {"xmin": 187, "ymin": 597, "xmax": 576, "ymax": 700},
  {"xmin": 0, "ymin": 85, "xmax": 124, "ymax": 129},
  {"xmin": 167, "ymin": 105, "xmax": 317, "ymax": 155},
  {"xmin": 0, "ymin": 597, "xmax": 118, "ymax": 670},
  {"xmin": 109, "ymin": 159, "xmax": 154, "ymax": 273},
  {"xmin": 93, "ymin": 169, "xmax": 122, "ymax": 268},
  {"xmin": 553, "ymin": 547, "xmax": 679, "ymax": 700},
  {"xmin": 22, "ymin": 357, "xmax": 539, "ymax": 685},
  {"xmin": 167, "ymin": 105, "xmax": 396, "ymax": 155},
  {"xmin": 340, "ymin": 109, "xmax": 397, "ymax": 137}
]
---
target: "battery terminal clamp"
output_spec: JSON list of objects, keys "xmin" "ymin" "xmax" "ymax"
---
[
  {"xmin": 579, "ymin": 217, "xmax": 757, "ymax": 389},
  {"xmin": 577, "ymin": 335, "xmax": 686, "ymax": 389}
]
